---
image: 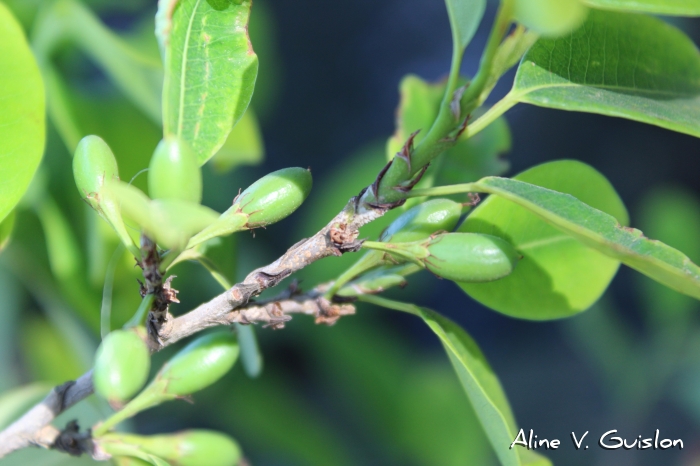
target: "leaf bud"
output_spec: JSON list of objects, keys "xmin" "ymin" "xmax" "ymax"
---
[
  {"xmin": 93, "ymin": 328, "xmax": 150, "ymax": 406},
  {"xmin": 148, "ymin": 136, "xmax": 203, "ymax": 204}
]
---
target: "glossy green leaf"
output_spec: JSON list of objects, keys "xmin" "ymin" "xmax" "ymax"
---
[
  {"xmin": 0, "ymin": 212, "xmax": 16, "ymax": 253},
  {"xmin": 211, "ymin": 109, "xmax": 264, "ymax": 173},
  {"xmin": 445, "ymin": 0, "xmax": 486, "ymax": 52},
  {"xmin": 0, "ymin": 4, "xmax": 45, "ymax": 224},
  {"xmin": 460, "ymin": 160, "xmax": 627, "ymax": 319},
  {"xmin": 581, "ymin": 0, "xmax": 700, "ymax": 15},
  {"xmin": 468, "ymin": 165, "xmax": 700, "ymax": 302},
  {"xmin": 159, "ymin": 0, "xmax": 258, "ymax": 165},
  {"xmin": 511, "ymin": 10, "xmax": 700, "ymax": 137}
]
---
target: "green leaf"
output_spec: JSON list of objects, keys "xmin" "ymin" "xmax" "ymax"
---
[
  {"xmin": 460, "ymin": 160, "xmax": 627, "ymax": 319},
  {"xmin": 210, "ymin": 109, "xmax": 264, "ymax": 173},
  {"xmin": 445, "ymin": 0, "xmax": 486, "ymax": 52},
  {"xmin": 160, "ymin": 0, "xmax": 259, "ymax": 165},
  {"xmin": 386, "ymin": 75, "xmax": 445, "ymax": 159},
  {"xmin": 468, "ymin": 165, "xmax": 700, "ymax": 302},
  {"xmin": 363, "ymin": 297, "xmax": 551, "ymax": 466},
  {"xmin": 511, "ymin": 9, "xmax": 700, "ymax": 138},
  {"xmin": 0, "ymin": 211, "xmax": 16, "ymax": 253},
  {"xmin": 580, "ymin": 0, "xmax": 700, "ymax": 15},
  {"xmin": 0, "ymin": 3, "xmax": 45, "ymax": 224}
]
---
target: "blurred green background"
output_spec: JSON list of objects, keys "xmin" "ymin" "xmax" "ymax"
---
[{"xmin": 2, "ymin": 1, "xmax": 700, "ymax": 465}]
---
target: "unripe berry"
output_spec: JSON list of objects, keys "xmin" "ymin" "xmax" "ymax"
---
[
  {"xmin": 73, "ymin": 135, "xmax": 119, "ymax": 210},
  {"xmin": 148, "ymin": 137, "xmax": 202, "ymax": 203},
  {"xmin": 237, "ymin": 167, "xmax": 312, "ymax": 226},
  {"xmin": 93, "ymin": 329, "xmax": 150, "ymax": 406},
  {"xmin": 157, "ymin": 331, "xmax": 239, "ymax": 396},
  {"xmin": 380, "ymin": 198, "xmax": 462, "ymax": 243},
  {"xmin": 425, "ymin": 233, "xmax": 520, "ymax": 282}
]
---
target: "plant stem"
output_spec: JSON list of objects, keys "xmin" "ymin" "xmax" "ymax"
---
[
  {"xmin": 124, "ymin": 294, "xmax": 154, "ymax": 329},
  {"xmin": 92, "ymin": 380, "xmax": 170, "ymax": 437},
  {"xmin": 372, "ymin": 0, "xmax": 515, "ymax": 206},
  {"xmin": 357, "ymin": 294, "xmax": 421, "ymax": 316},
  {"xmin": 464, "ymin": 94, "xmax": 518, "ymax": 139},
  {"xmin": 324, "ymin": 251, "xmax": 384, "ymax": 299}
]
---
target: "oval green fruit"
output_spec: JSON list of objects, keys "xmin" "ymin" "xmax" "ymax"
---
[
  {"xmin": 148, "ymin": 136, "xmax": 202, "ymax": 203},
  {"xmin": 93, "ymin": 329, "xmax": 150, "ymax": 405},
  {"xmin": 514, "ymin": 0, "xmax": 588, "ymax": 37},
  {"xmin": 138, "ymin": 430, "xmax": 241, "ymax": 466},
  {"xmin": 426, "ymin": 233, "xmax": 519, "ymax": 282},
  {"xmin": 157, "ymin": 331, "xmax": 239, "ymax": 396},
  {"xmin": 380, "ymin": 198, "xmax": 462, "ymax": 243},
  {"xmin": 237, "ymin": 167, "xmax": 312, "ymax": 226},
  {"xmin": 73, "ymin": 135, "xmax": 119, "ymax": 209}
]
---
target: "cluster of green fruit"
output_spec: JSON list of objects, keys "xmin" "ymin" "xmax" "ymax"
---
[
  {"xmin": 72, "ymin": 134, "xmax": 313, "ymax": 264},
  {"xmin": 92, "ymin": 330, "xmax": 241, "ymax": 465}
]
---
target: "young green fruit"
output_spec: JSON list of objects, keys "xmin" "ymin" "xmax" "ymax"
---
[
  {"xmin": 148, "ymin": 136, "xmax": 202, "ymax": 203},
  {"xmin": 92, "ymin": 332, "xmax": 239, "ymax": 436},
  {"xmin": 381, "ymin": 198, "xmax": 462, "ymax": 243},
  {"xmin": 100, "ymin": 431, "xmax": 241, "ymax": 466},
  {"xmin": 157, "ymin": 331, "xmax": 239, "ymax": 396},
  {"xmin": 237, "ymin": 167, "xmax": 312, "ymax": 225},
  {"xmin": 425, "ymin": 233, "xmax": 520, "ymax": 282},
  {"xmin": 514, "ymin": 0, "xmax": 588, "ymax": 37},
  {"xmin": 93, "ymin": 328, "xmax": 150, "ymax": 406},
  {"xmin": 73, "ymin": 135, "xmax": 119, "ymax": 210},
  {"xmin": 362, "ymin": 233, "xmax": 520, "ymax": 282}
]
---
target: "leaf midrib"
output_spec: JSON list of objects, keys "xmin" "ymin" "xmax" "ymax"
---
[
  {"xmin": 177, "ymin": 0, "xmax": 202, "ymax": 136},
  {"xmin": 513, "ymin": 80, "xmax": 700, "ymax": 100}
]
